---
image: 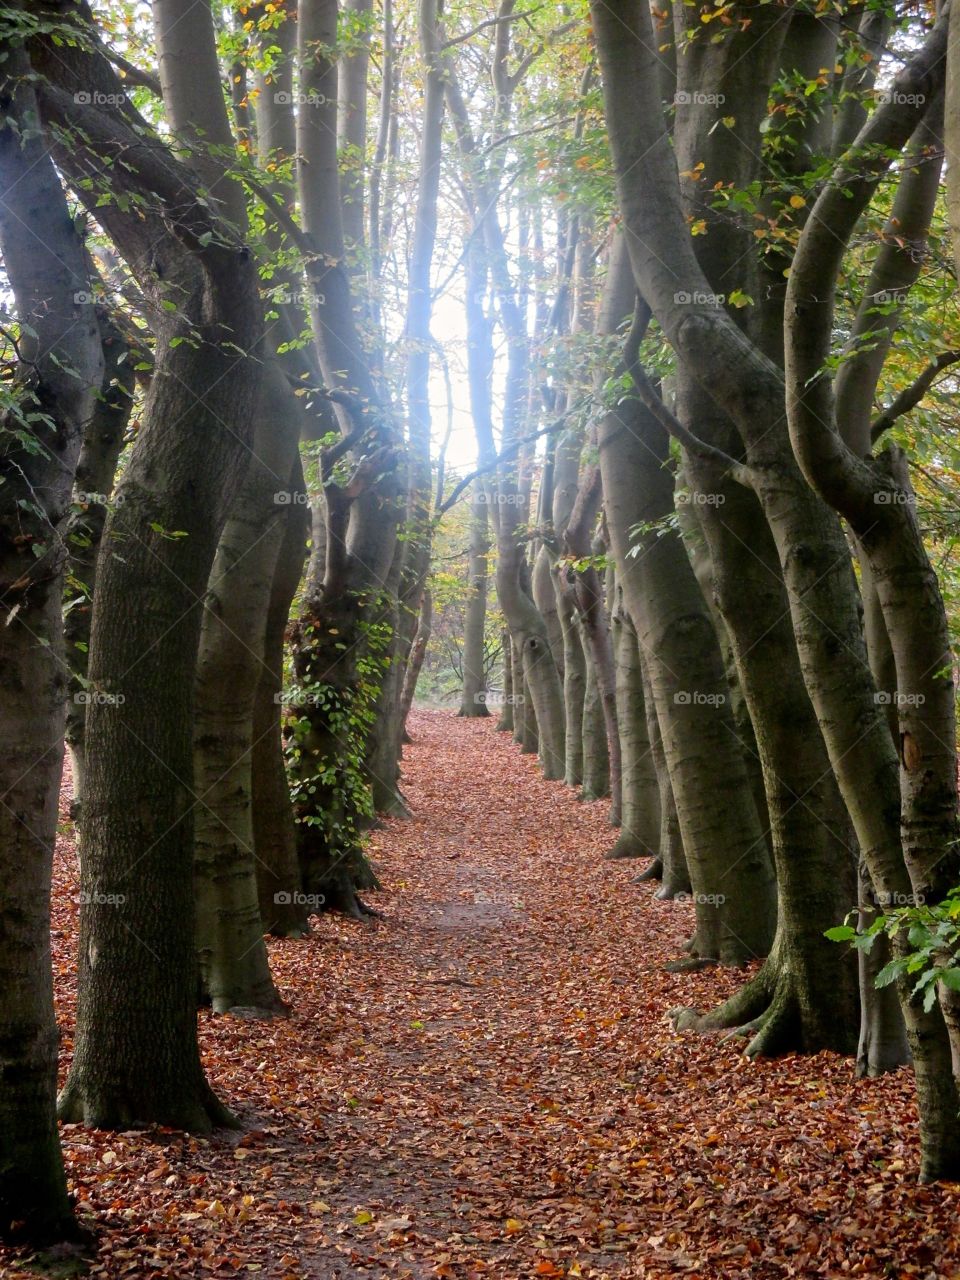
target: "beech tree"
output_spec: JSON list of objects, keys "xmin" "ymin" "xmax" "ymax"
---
[
  {"xmin": 589, "ymin": 0, "xmax": 960, "ymax": 1179},
  {"xmin": 7, "ymin": 1, "xmax": 960, "ymax": 1252},
  {"xmin": 0, "ymin": 31, "xmax": 103, "ymax": 1240}
]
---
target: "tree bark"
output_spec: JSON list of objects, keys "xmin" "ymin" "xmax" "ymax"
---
[
  {"xmin": 606, "ymin": 595, "xmax": 660, "ymax": 860},
  {"xmin": 193, "ymin": 363, "xmax": 302, "ymax": 1015},
  {"xmin": 65, "ymin": 309, "xmax": 136, "ymax": 810},
  {"xmin": 459, "ymin": 493, "xmax": 491, "ymax": 715},
  {"xmin": 252, "ymin": 459, "xmax": 311, "ymax": 938},
  {"xmin": 38, "ymin": 2, "xmax": 261, "ymax": 1131},
  {"xmin": 591, "ymin": 0, "xmax": 960, "ymax": 1175},
  {"xmin": 0, "ymin": 41, "xmax": 103, "ymax": 1242}
]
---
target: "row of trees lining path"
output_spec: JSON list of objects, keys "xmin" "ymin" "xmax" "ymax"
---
[
  {"xmin": 5, "ymin": 0, "xmax": 960, "ymax": 1267},
  {"xmin": 3, "ymin": 709, "xmax": 956, "ymax": 1278}
]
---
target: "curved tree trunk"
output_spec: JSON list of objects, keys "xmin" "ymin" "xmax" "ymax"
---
[
  {"xmin": 41, "ymin": 1, "xmax": 261, "ymax": 1132},
  {"xmin": 0, "ymin": 46, "xmax": 103, "ymax": 1242},
  {"xmin": 252, "ymin": 459, "xmax": 311, "ymax": 939},
  {"xmin": 192, "ymin": 363, "xmax": 301, "ymax": 1015},
  {"xmin": 400, "ymin": 588, "xmax": 432, "ymax": 731},
  {"xmin": 65, "ymin": 310, "xmax": 135, "ymax": 811}
]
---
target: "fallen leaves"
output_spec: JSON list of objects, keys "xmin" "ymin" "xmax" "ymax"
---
[{"xmin": 3, "ymin": 710, "xmax": 959, "ymax": 1277}]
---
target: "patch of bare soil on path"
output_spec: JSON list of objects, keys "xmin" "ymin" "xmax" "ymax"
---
[{"xmin": 4, "ymin": 710, "xmax": 959, "ymax": 1279}]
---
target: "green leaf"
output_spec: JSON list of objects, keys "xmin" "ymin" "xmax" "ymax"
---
[
  {"xmin": 875, "ymin": 959, "xmax": 905, "ymax": 988},
  {"xmin": 824, "ymin": 925, "xmax": 856, "ymax": 942}
]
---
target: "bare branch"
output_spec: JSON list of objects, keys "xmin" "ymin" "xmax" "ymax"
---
[{"xmin": 442, "ymin": 5, "xmax": 546, "ymax": 49}]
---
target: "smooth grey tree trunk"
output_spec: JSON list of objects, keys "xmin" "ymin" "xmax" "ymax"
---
[
  {"xmin": 252, "ymin": 459, "xmax": 311, "ymax": 939},
  {"xmin": 459, "ymin": 493, "xmax": 491, "ymax": 715},
  {"xmin": 607, "ymin": 597, "xmax": 660, "ymax": 859}
]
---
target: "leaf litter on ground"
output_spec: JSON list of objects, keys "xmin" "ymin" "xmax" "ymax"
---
[{"xmin": 3, "ymin": 709, "xmax": 959, "ymax": 1279}]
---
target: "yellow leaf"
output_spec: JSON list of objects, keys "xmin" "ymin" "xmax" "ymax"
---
[
  {"xmin": 504, "ymin": 1217, "xmax": 525, "ymax": 1234},
  {"xmin": 354, "ymin": 1210, "xmax": 374, "ymax": 1225},
  {"xmin": 789, "ymin": 194, "xmax": 806, "ymax": 209}
]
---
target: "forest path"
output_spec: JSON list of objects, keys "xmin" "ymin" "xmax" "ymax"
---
[{"xmin": 24, "ymin": 711, "xmax": 960, "ymax": 1279}]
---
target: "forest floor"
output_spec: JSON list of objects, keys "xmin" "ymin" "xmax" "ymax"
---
[{"xmin": 5, "ymin": 708, "xmax": 960, "ymax": 1280}]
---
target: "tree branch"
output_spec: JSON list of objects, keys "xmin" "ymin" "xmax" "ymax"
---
[
  {"xmin": 871, "ymin": 350, "xmax": 960, "ymax": 443},
  {"xmin": 104, "ymin": 47, "xmax": 163, "ymax": 97}
]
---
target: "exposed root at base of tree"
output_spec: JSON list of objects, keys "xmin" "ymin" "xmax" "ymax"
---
[
  {"xmin": 664, "ymin": 956, "xmax": 720, "ymax": 974},
  {"xmin": 15, "ymin": 710, "xmax": 960, "ymax": 1277},
  {"xmin": 670, "ymin": 955, "xmax": 858, "ymax": 1057},
  {"xmin": 603, "ymin": 837, "xmax": 652, "ymax": 860},
  {"xmin": 56, "ymin": 1076, "xmax": 239, "ymax": 1136}
]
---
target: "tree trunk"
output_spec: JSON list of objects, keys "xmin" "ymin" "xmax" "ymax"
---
[
  {"xmin": 497, "ymin": 628, "xmax": 515, "ymax": 731},
  {"xmin": 579, "ymin": 650, "xmax": 610, "ymax": 801},
  {"xmin": 606, "ymin": 599, "xmax": 660, "ymax": 859},
  {"xmin": 557, "ymin": 577, "xmax": 586, "ymax": 786},
  {"xmin": 193, "ymin": 363, "xmax": 301, "ymax": 1015},
  {"xmin": 637, "ymin": 648, "xmax": 689, "ymax": 899},
  {"xmin": 0, "ymin": 45, "xmax": 103, "ymax": 1242},
  {"xmin": 459, "ymin": 492, "xmax": 491, "ymax": 715},
  {"xmin": 400, "ymin": 588, "xmax": 432, "ymax": 731},
  {"xmin": 65, "ymin": 310, "xmax": 136, "ymax": 811},
  {"xmin": 252, "ymin": 459, "xmax": 311, "ymax": 939},
  {"xmin": 41, "ymin": 5, "xmax": 262, "ymax": 1130},
  {"xmin": 337, "ymin": 0, "xmax": 373, "ymax": 256}
]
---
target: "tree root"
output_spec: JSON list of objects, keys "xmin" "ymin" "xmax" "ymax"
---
[
  {"xmin": 631, "ymin": 857, "xmax": 663, "ymax": 883},
  {"xmin": 668, "ymin": 951, "xmax": 857, "ymax": 1056},
  {"xmin": 663, "ymin": 956, "xmax": 719, "ymax": 974},
  {"xmin": 57, "ymin": 1075, "xmax": 239, "ymax": 1134},
  {"xmin": 604, "ymin": 837, "xmax": 652, "ymax": 861},
  {"xmin": 222, "ymin": 1001, "xmax": 291, "ymax": 1021}
]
